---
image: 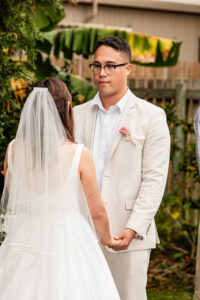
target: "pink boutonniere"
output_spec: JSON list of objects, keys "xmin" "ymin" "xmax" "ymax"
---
[{"xmin": 119, "ymin": 126, "xmax": 145, "ymax": 147}]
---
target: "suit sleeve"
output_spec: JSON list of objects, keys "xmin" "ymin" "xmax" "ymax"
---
[
  {"xmin": 73, "ymin": 106, "xmax": 85, "ymax": 144},
  {"xmin": 125, "ymin": 109, "xmax": 170, "ymax": 239}
]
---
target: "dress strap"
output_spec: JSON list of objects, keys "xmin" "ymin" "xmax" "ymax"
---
[
  {"xmin": 7, "ymin": 139, "xmax": 15, "ymax": 172},
  {"xmin": 71, "ymin": 144, "xmax": 84, "ymax": 171}
]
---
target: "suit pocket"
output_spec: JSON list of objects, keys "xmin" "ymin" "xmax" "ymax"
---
[
  {"xmin": 125, "ymin": 199, "xmax": 134, "ymax": 210},
  {"xmin": 130, "ymin": 132, "xmax": 145, "ymax": 149}
]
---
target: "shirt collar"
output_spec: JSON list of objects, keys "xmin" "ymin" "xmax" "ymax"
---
[{"xmin": 90, "ymin": 88, "xmax": 130, "ymax": 113}]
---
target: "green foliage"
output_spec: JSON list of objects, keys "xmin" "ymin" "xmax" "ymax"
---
[
  {"xmin": 147, "ymin": 290, "xmax": 193, "ymax": 300},
  {"xmin": 37, "ymin": 27, "xmax": 181, "ymax": 67},
  {"xmin": 0, "ymin": 0, "xmax": 64, "ymax": 107},
  {"xmin": 149, "ymin": 193, "xmax": 198, "ymax": 290},
  {"xmin": 147, "ymin": 103, "xmax": 199, "ymax": 291},
  {"xmin": 0, "ymin": 0, "xmax": 64, "ymax": 164},
  {"xmin": 33, "ymin": 53, "xmax": 96, "ymax": 105},
  {"xmin": 32, "ymin": 0, "xmax": 65, "ymax": 32},
  {"xmin": 70, "ymin": 74, "xmax": 97, "ymax": 105},
  {"xmin": 0, "ymin": 0, "xmax": 38, "ymax": 105},
  {"xmin": 0, "ymin": 85, "xmax": 30, "ymax": 165},
  {"xmin": 163, "ymin": 103, "xmax": 182, "ymax": 159}
]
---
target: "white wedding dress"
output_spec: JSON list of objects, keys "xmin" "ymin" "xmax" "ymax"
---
[{"xmin": 0, "ymin": 142, "xmax": 120, "ymax": 300}]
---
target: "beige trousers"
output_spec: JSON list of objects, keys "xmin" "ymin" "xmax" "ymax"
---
[{"xmin": 101, "ymin": 246, "xmax": 151, "ymax": 300}]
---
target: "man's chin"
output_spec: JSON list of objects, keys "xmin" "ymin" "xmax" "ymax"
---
[
  {"xmin": 99, "ymin": 91, "xmax": 112, "ymax": 98},
  {"xmin": 98, "ymin": 87, "xmax": 112, "ymax": 96}
]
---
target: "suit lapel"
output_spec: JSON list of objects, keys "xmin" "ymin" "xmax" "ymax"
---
[
  {"xmin": 84, "ymin": 104, "xmax": 98, "ymax": 151},
  {"xmin": 107, "ymin": 95, "xmax": 136, "ymax": 162}
]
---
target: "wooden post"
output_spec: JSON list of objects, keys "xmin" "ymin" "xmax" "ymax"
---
[
  {"xmin": 173, "ymin": 83, "xmax": 186, "ymax": 179},
  {"xmin": 194, "ymin": 220, "xmax": 200, "ymax": 300}
]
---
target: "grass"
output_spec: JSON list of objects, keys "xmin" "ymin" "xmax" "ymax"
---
[{"xmin": 147, "ymin": 290, "xmax": 193, "ymax": 300}]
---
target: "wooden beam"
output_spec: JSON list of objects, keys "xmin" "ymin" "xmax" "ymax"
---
[
  {"xmin": 78, "ymin": 0, "xmax": 200, "ymax": 14},
  {"xmin": 133, "ymin": 88, "xmax": 175, "ymax": 99},
  {"xmin": 187, "ymin": 90, "xmax": 200, "ymax": 100},
  {"xmin": 194, "ymin": 222, "xmax": 200, "ymax": 300},
  {"xmin": 173, "ymin": 83, "xmax": 187, "ymax": 189}
]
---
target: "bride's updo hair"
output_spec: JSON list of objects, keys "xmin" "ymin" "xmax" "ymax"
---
[{"xmin": 34, "ymin": 78, "xmax": 75, "ymax": 143}]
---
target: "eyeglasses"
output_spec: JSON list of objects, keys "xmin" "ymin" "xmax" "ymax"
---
[{"xmin": 89, "ymin": 63, "xmax": 128, "ymax": 75}]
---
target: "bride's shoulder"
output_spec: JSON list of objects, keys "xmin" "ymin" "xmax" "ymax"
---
[
  {"xmin": 79, "ymin": 146, "xmax": 93, "ymax": 167},
  {"xmin": 5, "ymin": 139, "xmax": 16, "ymax": 156},
  {"xmin": 64, "ymin": 142, "xmax": 92, "ymax": 160}
]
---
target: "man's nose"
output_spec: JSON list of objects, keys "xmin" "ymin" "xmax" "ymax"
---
[{"xmin": 99, "ymin": 66, "xmax": 107, "ymax": 76}]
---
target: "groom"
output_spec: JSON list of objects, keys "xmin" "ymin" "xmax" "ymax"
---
[{"xmin": 74, "ymin": 36, "xmax": 170, "ymax": 300}]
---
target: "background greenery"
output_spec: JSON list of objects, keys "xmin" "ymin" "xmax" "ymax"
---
[
  {"xmin": 147, "ymin": 290, "xmax": 193, "ymax": 300},
  {"xmin": 0, "ymin": 0, "xmax": 198, "ymax": 298}
]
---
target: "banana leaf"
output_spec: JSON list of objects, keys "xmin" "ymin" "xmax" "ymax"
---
[
  {"xmin": 82, "ymin": 29, "xmax": 91, "ymax": 58},
  {"xmin": 63, "ymin": 29, "xmax": 74, "ymax": 59},
  {"xmin": 36, "ymin": 31, "xmax": 57, "ymax": 55},
  {"xmin": 54, "ymin": 31, "xmax": 62, "ymax": 58},
  {"xmin": 96, "ymin": 28, "xmax": 117, "ymax": 42},
  {"xmin": 89, "ymin": 28, "xmax": 97, "ymax": 55},
  {"xmin": 37, "ymin": 27, "xmax": 181, "ymax": 67},
  {"xmin": 72, "ymin": 28, "xmax": 85, "ymax": 54},
  {"xmin": 70, "ymin": 74, "xmax": 97, "ymax": 103},
  {"xmin": 32, "ymin": 0, "xmax": 65, "ymax": 32}
]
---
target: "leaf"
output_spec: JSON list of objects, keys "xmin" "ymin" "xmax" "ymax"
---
[
  {"xmin": 63, "ymin": 29, "xmax": 73, "ymax": 59},
  {"xmin": 53, "ymin": 32, "xmax": 62, "ymax": 58},
  {"xmin": 39, "ymin": 27, "xmax": 181, "ymax": 67},
  {"xmin": 82, "ymin": 28, "xmax": 91, "ymax": 59},
  {"xmin": 32, "ymin": 0, "xmax": 65, "ymax": 32},
  {"xmin": 89, "ymin": 28, "xmax": 97, "ymax": 54},
  {"xmin": 171, "ymin": 211, "xmax": 180, "ymax": 219},
  {"xmin": 96, "ymin": 28, "xmax": 116, "ymax": 42},
  {"xmin": 72, "ymin": 28, "xmax": 85, "ymax": 54},
  {"xmin": 36, "ymin": 31, "xmax": 57, "ymax": 55},
  {"xmin": 34, "ymin": 53, "xmax": 57, "ymax": 79},
  {"xmin": 70, "ymin": 74, "xmax": 97, "ymax": 102},
  {"xmin": 32, "ymin": 9, "xmax": 50, "ymax": 31}
]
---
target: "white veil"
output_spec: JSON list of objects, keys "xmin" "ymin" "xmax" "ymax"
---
[{"xmin": 0, "ymin": 87, "xmax": 96, "ymax": 252}]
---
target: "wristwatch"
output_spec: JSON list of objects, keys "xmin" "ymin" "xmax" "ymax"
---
[{"xmin": 133, "ymin": 230, "xmax": 144, "ymax": 240}]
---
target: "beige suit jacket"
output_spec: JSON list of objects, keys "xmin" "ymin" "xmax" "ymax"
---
[{"xmin": 74, "ymin": 91, "xmax": 170, "ymax": 252}]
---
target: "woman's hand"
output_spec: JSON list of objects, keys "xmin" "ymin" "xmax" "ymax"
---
[{"xmin": 101, "ymin": 236, "xmax": 121, "ymax": 248}]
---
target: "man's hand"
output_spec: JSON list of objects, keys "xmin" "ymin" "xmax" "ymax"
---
[
  {"xmin": 112, "ymin": 228, "xmax": 136, "ymax": 251},
  {"xmin": 101, "ymin": 236, "xmax": 122, "ymax": 248}
]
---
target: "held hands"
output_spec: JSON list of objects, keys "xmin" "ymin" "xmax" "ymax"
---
[
  {"xmin": 101, "ymin": 236, "xmax": 121, "ymax": 248},
  {"xmin": 100, "ymin": 228, "xmax": 136, "ymax": 250},
  {"xmin": 112, "ymin": 228, "xmax": 136, "ymax": 251}
]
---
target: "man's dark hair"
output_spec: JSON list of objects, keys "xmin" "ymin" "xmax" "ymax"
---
[{"xmin": 95, "ymin": 36, "xmax": 132, "ymax": 62}]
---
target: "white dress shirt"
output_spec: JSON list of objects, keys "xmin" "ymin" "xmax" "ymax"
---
[{"xmin": 91, "ymin": 89, "xmax": 130, "ymax": 188}]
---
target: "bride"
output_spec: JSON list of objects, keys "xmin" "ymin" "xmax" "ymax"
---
[{"xmin": 0, "ymin": 78, "xmax": 121, "ymax": 299}]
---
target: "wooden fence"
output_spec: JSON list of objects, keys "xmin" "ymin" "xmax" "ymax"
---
[
  {"xmin": 133, "ymin": 84, "xmax": 200, "ymax": 192},
  {"xmin": 129, "ymin": 84, "xmax": 200, "ymax": 226},
  {"xmin": 71, "ymin": 57, "xmax": 200, "ymax": 89}
]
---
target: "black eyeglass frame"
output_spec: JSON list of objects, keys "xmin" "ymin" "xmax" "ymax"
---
[{"xmin": 89, "ymin": 62, "xmax": 129, "ymax": 72}]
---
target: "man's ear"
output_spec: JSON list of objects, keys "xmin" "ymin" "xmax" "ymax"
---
[{"xmin": 125, "ymin": 63, "xmax": 132, "ymax": 76}]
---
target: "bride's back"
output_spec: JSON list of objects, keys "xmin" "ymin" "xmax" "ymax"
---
[
  {"xmin": 8, "ymin": 140, "xmax": 85, "ymax": 217},
  {"xmin": 0, "ymin": 79, "xmax": 97, "ymax": 248}
]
